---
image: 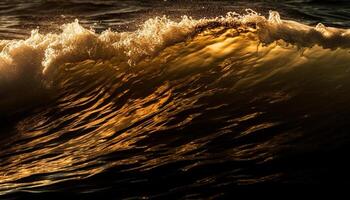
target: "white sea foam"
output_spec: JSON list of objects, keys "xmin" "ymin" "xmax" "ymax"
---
[{"xmin": 0, "ymin": 10, "xmax": 349, "ymax": 84}]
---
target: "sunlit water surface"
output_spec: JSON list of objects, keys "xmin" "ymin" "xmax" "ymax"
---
[{"xmin": 1, "ymin": 0, "xmax": 350, "ymax": 199}]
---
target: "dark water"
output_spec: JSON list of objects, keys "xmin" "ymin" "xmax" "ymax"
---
[
  {"xmin": 1, "ymin": 0, "xmax": 350, "ymax": 39},
  {"xmin": 1, "ymin": 0, "xmax": 350, "ymax": 199}
]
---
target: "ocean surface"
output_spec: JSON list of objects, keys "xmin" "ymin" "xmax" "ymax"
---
[{"xmin": 1, "ymin": 0, "xmax": 350, "ymax": 199}]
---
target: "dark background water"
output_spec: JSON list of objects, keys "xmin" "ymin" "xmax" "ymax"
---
[
  {"xmin": 1, "ymin": 0, "xmax": 350, "ymax": 39},
  {"xmin": 1, "ymin": 1, "xmax": 350, "ymax": 199}
]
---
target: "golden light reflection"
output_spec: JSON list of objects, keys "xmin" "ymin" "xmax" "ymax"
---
[{"xmin": 2, "ymin": 22, "xmax": 350, "ymax": 195}]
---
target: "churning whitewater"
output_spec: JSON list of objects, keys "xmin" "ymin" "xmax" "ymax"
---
[
  {"xmin": 1, "ymin": 9, "xmax": 350, "ymax": 198},
  {"xmin": 1, "ymin": 10, "xmax": 350, "ymax": 88}
]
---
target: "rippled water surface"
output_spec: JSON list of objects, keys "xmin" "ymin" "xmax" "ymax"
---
[
  {"xmin": 1, "ymin": 0, "xmax": 350, "ymax": 199},
  {"xmin": 1, "ymin": 0, "xmax": 350, "ymax": 39}
]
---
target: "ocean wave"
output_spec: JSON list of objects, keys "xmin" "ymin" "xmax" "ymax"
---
[
  {"xmin": 1, "ymin": 9, "xmax": 350, "ymax": 115},
  {"xmin": 1, "ymin": 10, "xmax": 349, "ymax": 82},
  {"xmin": 1, "ymin": 9, "xmax": 350, "ymax": 195}
]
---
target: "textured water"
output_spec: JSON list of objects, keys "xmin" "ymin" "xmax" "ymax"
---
[
  {"xmin": 1, "ymin": 0, "xmax": 350, "ymax": 199},
  {"xmin": 1, "ymin": 0, "xmax": 350, "ymax": 40}
]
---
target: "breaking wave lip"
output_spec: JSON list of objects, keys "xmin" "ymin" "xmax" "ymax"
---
[
  {"xmin": 0, "ymin": 9, "xmax": 350, "ymax": 115},
  {"xmin": 1, "ymin": 9, "xmax": 349, "ymax": 77}
]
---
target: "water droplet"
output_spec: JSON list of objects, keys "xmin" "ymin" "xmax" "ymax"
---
[
  {"xmin": 268, "ymin": 11, "xmax": 282, "ymax": 24},
  {"xmin": 315, "ymin": 23, "xmax": 326, "ymax": 30}
]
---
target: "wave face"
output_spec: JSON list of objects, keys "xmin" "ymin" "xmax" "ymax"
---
[{"xmin": 1, "ymin": 8, "xmax": 350, "ymax": 198}]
